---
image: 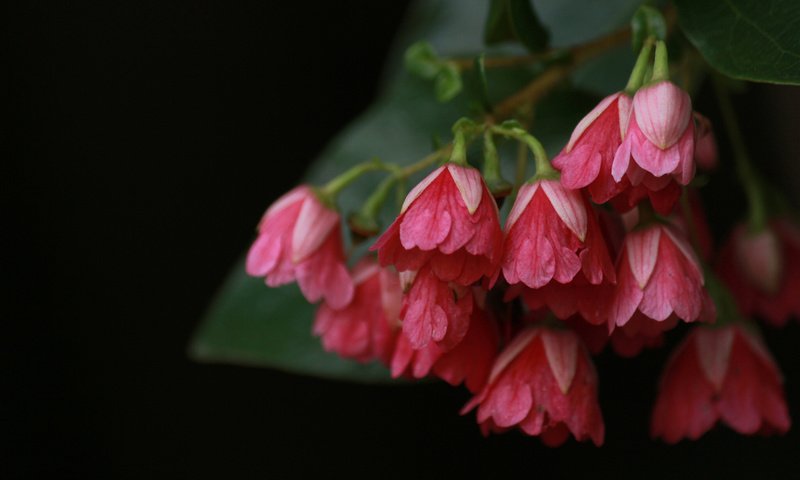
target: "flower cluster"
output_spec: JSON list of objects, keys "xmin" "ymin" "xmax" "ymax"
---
[{"xmin": 244, "ymin": 38, "xmax": 793, "ymax": 446}]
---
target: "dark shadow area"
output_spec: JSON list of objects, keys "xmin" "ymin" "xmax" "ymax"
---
[{"xmin": 5, "ymin": 1, "xmax": 799, "ymax": 478}]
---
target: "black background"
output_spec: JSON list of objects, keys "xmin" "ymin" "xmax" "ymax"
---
[{"xmin": 6, "ymin": 1, "xmax": 800, "ymax": 478}]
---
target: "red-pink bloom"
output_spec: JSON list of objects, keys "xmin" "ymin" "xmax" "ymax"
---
[
  {"xmin": 502, "ymin": 180, "xmax": 615, "ymax": 290},
  {"xmin": 612, "ymin": 81, "xmax": 696, "ymax": 187},
  {"xmin": 517, "ymin": 280, "xmax": 612, "ymax": 326},
  {"xmin": 313, "ymin": 260, "xmax": 401, "ymax": 365},
  {"xmin": 391, "ymin": 305, "xmax": 499, "ymax": 393},
  {"xmin": 717, "ymin": 220, "xmax": 800, "ymax": 326},
  {"xmin": 372, "ymin": 164, "xmax": 504, "ymax": 285},
  {"xmin": 652, "ymin": 324, "xmax": 790, "ymax": 443},
  {"xmin": 552, "ymin": 92, "xmax": 632, "ymax": 203},
  {"xmin": 694, "ymin": 112, "xmax": 718, "ymax": 171},
  {"xmin": 463, "ymin": 327, "xmax": 605, "ymax": 446},
  {"xmin": 246, "ymin": 186, "xmax": 353, "ymax": 309},
  {"xmin": 608, "ymin": 223, "xmax": 710, "ymax": 328},
  {"xmin": 399, "ymin": 267, "xmax": 473, "ymax": 350},
  {"xmin": 565, "ymin": 313, "xmax": 668, "ymax": 358},
  {"xmin": 612, "ymin": 180, "xmax": 683, "ymax": 216}
]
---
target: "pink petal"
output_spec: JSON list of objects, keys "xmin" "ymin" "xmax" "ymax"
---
[
  {"xmin": 552, "ymin": 146, "xmax": 602, "ymax": 190},
  {"xmin": 491, "ymin": 382, "xmax": 533, "ymax": 428},
  {"xmin": 245, "ymin": 232, "xmax": 283, "ymax": 277},
  {"xmin": 399, "ymin": 206, "xmax": 452, "ymax": 251},
  {"xmin": 626, "ymin": 227, "xmax": 661, "ymax": 288},
  {"xmin": 488, "ymin": 328, "xmax": 539, "ymax": 384},
  {"xmin": 633, "ymin": 81, "xmax": 692, "ymax": 149},
  {"xmin": 694, "ymin": 326, "xmax": 734, "ymax": 391},
  {"xmin": 447, "ymin": 164, "xmax": 484, "ymax": 214},
  {"xmin": 611, "ymin": 135, "xmax": 632, "ymax": 182},
  {"xmin": 541, "ymin": 180, "xmax": 588, "ymax": 242},
  {"xmin": 261, "ymin": 185, "xmax": 311, "ymax": 223},
  {"xmin": 617, "ymin": 94, "xmax": 633, "ymax": 137},
  {"xmin": 291, "ymin": 196, "xmax": 339, "ymax": 263},
  {"xmin": 541, "ymin": 329, "xmax": 578, "ymax": 394},
  {"xmin": 401, "ymin": 166, "xmax": 445, "ymax": 213},
  {"xmin": 565, "ymin": 93, "xmax": 622, "ymax": 152},
  {"xmin": 505, "ymin": 182, "xmax": 538, "ymax": 230},
  {"xmin": 735, "ymin": 226, "xmax": 783, "ymax": 294}
]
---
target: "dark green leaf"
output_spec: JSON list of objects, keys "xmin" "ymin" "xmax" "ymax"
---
[
  {"xmin": 484, "ymin": 0, "xmax": 550, "ymax": 53},
  {"xmin": 191, "ymin": 0, "xmax": 646, "ymax": 382},
  {"xmin": 675, "ymin": 0, "xmax": 800, "ymax": 84},
  {"xmin": 190, "ymin": 265, "xmax": 395, "ymax": 382},
  {"xmin": 631, "ymin": 5, "xmax": 667, "ymax": 52}
]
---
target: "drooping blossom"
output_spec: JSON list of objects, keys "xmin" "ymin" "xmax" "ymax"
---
[
  {"xmin": 399, "ymin": 267, "xmax": 473, "ymax": 350},
  {"xmin": 313, "ymin": 260, "xmax": 401, "ymax": 365},
  {"xmin": 463, "ymin": 327, "xmax": 605, "ymax": 446},
  {"xmin": 652, "ymin": 324, "xmax": 790, "ymax": 443},
  {"xmin": 612, "ymin": 81, "xmax": 696, "ymax": 188},
  {"xmin": 612, "ymin": 181, "xmax": 683, "ymax": 216},
  {"xmin": 693, "ymin": 112, "xmax": 718, "ymax": 171},
  {"xmin": 391, "ymin": 305, "xmax": 499, "ymax": 393},
  {"xmin": 502, "ymin": 179, "xmax": 615, "ymax": 290},
  {"xmin": 246, "ymin": 186, "xmax": 353, "ymax": 309},
  {"xmin": 552, "ymin": 92, "xmax": 632, "ymax": 203},
  {"xmin": 565, "ymin": 314, "xmax": 668, "ymax": 358},
  {"xmin": 372, "ymin": 163, "xmax": 504, "ymax": 286},
  {"xmin": 608, "ymin": 223, "xmax": 711, "ymax": 328},
  {"xmin": 717, "ymin": 220, "xmax": 800, "ymax": 326}
]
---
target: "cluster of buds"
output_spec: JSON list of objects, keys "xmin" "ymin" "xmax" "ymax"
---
[{"xmin": 245, "ymin": 39, "xmax": 793, "ymax": 445}]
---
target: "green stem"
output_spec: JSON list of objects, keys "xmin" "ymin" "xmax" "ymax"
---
[
  {"xmin": 400, "ymin": 146, "xmax": 451, "ymax": 177},
  {"xmin": 349, "ymin": 175, "xmax": 398, "ymax": 236},
  {"xmin": 448, "ymin": 129, "xmax": 468, "ymax": 166},
  {"xmin": 482, "ymin": 130, "xmax": 512, "ymax": 197},
  {"xmin": 320, "ymin": 158, "xmax": 389, "ymax": 200},
  {"xmin": 712, "ymin": 74, "xmax": 767, "ymax": 231},
  {"xmin": 514, "ymin": 139, "xmax": 528, "ymax": 189},
  {"xmin": 625, "ymin": 36, "xmax": 655, "ymax": 93},
  {"xmin": 490, "ymin": 124, "xmax": 557, "ymax": 181},
  {"xmin": 651, "ymin": 40, "xmax": 670, "ymax": 82}
]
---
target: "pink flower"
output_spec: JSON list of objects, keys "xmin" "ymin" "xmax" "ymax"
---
[
  {"xmin": 612, "ymin": 81, "xmax": 696, "ymax": 187},
  {"xmin": 246, "ymin": 186, "xmax": 353, "ymax": 309},
  {"xmin": 565, "ymin": 313, "xmax": 670, "ymax": 358},
  {"xmin": 694, "ymin": 112, "xmax": 718, "ymax": 171},
  {"xmin": 391, "ymin": 305, "xmax": 499, "ymax": 393},
  {"xmin": 608, "ymin": 223, "xmax": 710, "ymax": 328},
  {"xmin": 502, "ymin": 180, "xmax": 615, "ymax": 290},
  {"xmin": 611, "ymin": 180, "xmax": 683, "ymax": 216},
  {"xmin": 517, "ymin": 280, "xmax": 613, "ymax": 326},
  {"xmin": 651, "ymin": 324, "xmax": 791, "ymax": 443},
  {"xmin": 552, "ymin": 92, "xmax": 632, "ymax": 203},
  {"xmin": 717, "ymin": 220, "xmax": 800, "ymax": 326},
  {"xmin": 372, "ymin": 164, "xmax": 504, "ymax": 285},
  {"xmin": 463, "ymin": 327, "xmax": 605, "ymax": 446},
  {"xmin": 399, "ymin": 267, "xmax": 473, "ymax": 350},
  {"xmin": 313, "ymin": 260, "xmax": 401, "ymax": 365}
]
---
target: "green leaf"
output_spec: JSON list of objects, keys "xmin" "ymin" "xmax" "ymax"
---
[
  {"xmin": 191, "ymin": 0, "xmax": 646, "ymax": 382},
  {"xmin": 190, "ymin": 264, "xmax": 395, "ymax": 382},
  {"xmin": 404, "ymin": 40, "xmax": 441, "ymax": 79},
  {"xmin": 484, "ymin": 0, "xmax": 550, "ymax": 53},
  {"xmin": 675, "ymin": 0, "xmax": 800, "ymax": 84},
  {"xmin": 435, "ymin": 62, "xmax": 463, "ymax": 101}
]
